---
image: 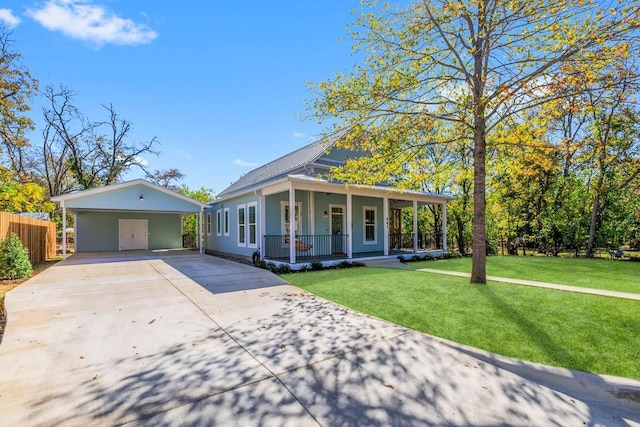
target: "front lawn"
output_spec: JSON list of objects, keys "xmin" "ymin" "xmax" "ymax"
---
[
  {"xmin": 411, "ymin": 255, "xmax": 640, "ymax": 294},
  {"xmin": 285, "ymin": 267, "xmax": 640, "ymax": 379}
]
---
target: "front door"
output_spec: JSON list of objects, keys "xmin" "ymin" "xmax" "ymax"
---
[
  {"xmin": 330, "ymin": 205, "xmax": 345, "ymax": 255},
  {"xmin": 119, "ymin": 219, "xmax": 148, "ymax": 251}
]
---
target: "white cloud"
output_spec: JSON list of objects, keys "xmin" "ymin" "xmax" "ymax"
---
[
  {"xmin": 134, "ymin": 155, "xmax": 149, "ymax": 167},
  {"xmin": 0, "ymin": 9, "xmax": 21, "ymax": 28},
  {"xmin": 233, "ymin": 158, "xmax": 259, "ymax": 168},
  {"xmin": 293, "ymin": 132, "xmax": 308, "ymax": 139},
  {"xmin": 27, "ymin": 0, "xmax": 157, "ymax": 46}
]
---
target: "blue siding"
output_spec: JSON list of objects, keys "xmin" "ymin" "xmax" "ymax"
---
[
  {"xmin": 206, "ymin": 194, "xmax": 260, "ymax": 257},
  {"xmin": 352, "ymin": 196, "xmax": 384, "ymax": 253},
  {"xmin": 76, "ymin": 211, "xmax": 182, "ymax": 252},
  {"xmin": 66, "ymin": 184, "xmax": 201, "ymax": 212}
]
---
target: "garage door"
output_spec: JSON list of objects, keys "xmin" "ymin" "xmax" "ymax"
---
[{"xmin": 119, "ymin": 219, "xmax": 148, "ymax": 251}]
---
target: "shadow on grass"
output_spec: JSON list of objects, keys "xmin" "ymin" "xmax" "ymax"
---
[{"xmin": 475, "ymin": 284, "xmax": 580, "ymax": 369}]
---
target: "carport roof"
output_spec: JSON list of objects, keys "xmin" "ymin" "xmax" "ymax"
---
[{"xmin": 51, "ymin": 179, "xmax": 207, "ymax": 214}]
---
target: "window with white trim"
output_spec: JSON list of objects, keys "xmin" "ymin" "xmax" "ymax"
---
[
  {"xmin": 207, "ymin": 213, "xmax": 212, "ymax": 236},
  {"xmin": 363, "ymin": 206, "xmax": 377, "ymax": 244},
  {"xmin": 248, "ymin": 202, "xmax": 258, "ymax": 248},
  {"xmin": 280, "ymin": 201, "xmax": 302, "ymax": 245},
  {"xmin": 216, "ymin": 209, "xmax": 222, "ymax": 236},
  {"xmin": 237, "ymin": 205, "xmax": 246, "ymax": 247},
  {"xmin": 224, "ymin": 208, "xmax": 230, "ymax": 236}
]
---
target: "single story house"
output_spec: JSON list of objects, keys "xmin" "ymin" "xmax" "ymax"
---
[
  {"xmin": 204, "ymin": 133, "xmax": 453, "ymax": 267},
  {"xmin": 52, "ymin": 179, "xmax": 207, "ymax": 259}
]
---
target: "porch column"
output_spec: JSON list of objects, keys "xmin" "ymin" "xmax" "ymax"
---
[
  {"xmin": 62, "ymin": 202, "xmax": 67, "ymax": 260},
  {"xmin": 289, "ymin": 183, "xmax": 296, "ymax": 264},
  {"xmin": 413, "ymin": 200, "xmax": 418, "ymax": 252},
  {"xmin": 260, "ymin": 193, "xmax": 266, "ymax": 260},
  {"xmin": 198, "ymin": 210, "xmax": 203, "ymax": 254},
  {"xmin": 442, "ymin": 202, "xmax": 448, "ymax": 251},
  {"xmin": 383, "ymin": 197, "xmax": 389, "ymax": 256},
  {"xmin": 346, "ymin": 192, "xmax": 353, "ymax": 258}
]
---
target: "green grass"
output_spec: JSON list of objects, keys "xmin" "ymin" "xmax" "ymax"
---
[
  {"xmin": 285, "ymin": 267, "xmax": 640, "ymax": 379},
  {"xmin": 412, "ymin": 256, "xmax": 640, "ymax": 294}
]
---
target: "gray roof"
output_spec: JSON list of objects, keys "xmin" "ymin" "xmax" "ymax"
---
[{"xmin": 218, "ymin": 130, "xmax": 357, "ymax": 197}]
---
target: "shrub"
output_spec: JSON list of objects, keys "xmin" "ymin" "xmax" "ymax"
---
[
  {"xmin": 0, "ymin": 233, "xmax": 33, "ymax": 280},
  {"xmin": 278, "ymin": 264, "xmax": 292, "ymax": 275},
  {"xmin": 336, "ymin": 260, "xmax": 353, "ymax": 269},
  {"xmin": 265, "ymin": 262, "xmax": 278, "ymax": 273},
  {"xmin": 298, "ymin": 264, "xmax": 310, "ymax": 272},
  {"xmin": 311, "ymin": 260, "xmax": 323, "ymax": 271}
]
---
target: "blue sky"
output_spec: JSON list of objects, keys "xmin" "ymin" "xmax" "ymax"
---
[{"xmin": 1, "ymin": 1, "xmax": 362, "ymax": 195}]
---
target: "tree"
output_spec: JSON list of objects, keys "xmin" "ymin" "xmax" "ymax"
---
[
  {"xmin": 145, "ymin": 168, "xmax": 184, "ymax": 191},
  {"xmin": 308, "ymin": 0, "xmax": 639, "ymax": 283},
  {"xmin": 0, "ymin": 26, "xmax": 38, "ymax": 181},
  {"xmin": 41, "ymin": 85, "xmax": 159, "ymax": 190},
  {"xmin": 179, "ymin": 185, "xmax": 214, "ymax": 248}
]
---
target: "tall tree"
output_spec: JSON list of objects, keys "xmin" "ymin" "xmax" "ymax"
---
[
  {"xmin": 0, "ymin": 26, "xmax": 38, "ymax": 181},
  {"xmin": 145, "ymin": 168, "xmax": 184, "ymax": 191},
  {"xmin": 308, "ymin": 0, "xmax": 639, "ymax": 283},
  {"xmin": 41, "ymin": 85, "xmax": 159, "ymax": 190}
]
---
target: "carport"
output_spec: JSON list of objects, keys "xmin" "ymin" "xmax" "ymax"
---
[{"xmin": 51, "ymin": 179, "xmax": 208, "ymax": 259}]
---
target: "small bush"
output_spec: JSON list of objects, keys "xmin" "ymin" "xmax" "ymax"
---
[
  {"xmin": 298, "ymin": 264, "xmax": 310, "ymax": 272},
  {"xmin": 0, "ymin": 233, "xmax": 33, "ymax": 280},
  {"xmin": 311, "ymin": 260, "xmax": 323, "ymax": 271},
  {"xmin": 265, "ymin": 262, "xmax": 278, "ymax": 273},
  {"xmin": 278, "ymin": 264, "xmax": 292, "ymax": 275},
  {"xmin": 336, "ymin": 260, "xmax": 353, "ymax": 269},
  {"xmin": 254, "ymin": 260, "xmax": 267, "ymax": 269}
]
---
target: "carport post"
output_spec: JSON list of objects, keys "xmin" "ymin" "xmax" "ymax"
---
[
  {"xmin": 61, "ymin": 202, "xmax": 67, "ymax": 260},
  {"xmin": 199, "ymin": 210, "xmax": 203, "ymax": 254}
]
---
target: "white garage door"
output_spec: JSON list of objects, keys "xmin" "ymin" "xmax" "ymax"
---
[{"xmin": 119, "ymin": 219, "xmax": 148, "ymax": 251}]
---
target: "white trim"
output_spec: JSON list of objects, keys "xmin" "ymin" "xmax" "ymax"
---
[
  {"xmin": 363, "ymin": 206, "xmax": 378, "ymax": 245},
  {"xmin": 280, "ymin": 200, "xmax": 303, "ymax": 241},
  {"xmin": 206, "ymin": 212, "xmax": 212, "ymax": 236},
  {"xmin": 329, "ymin": 204, "xmax": 346, "ymax": 255},
  {"xmin": 383, "ymin": 197, "xmax": 389, "ymax": 256},
  {"xmin": 247, "ymin": 201, "xmax": 258, "ymax": 249},
  {"xmin": 62, "ymin": 202, "xmax": 67, "ymax": 260},
  {"xmin": 216, "ymin": 209, "xmax": 222, "ymax": 236},
  {"xmin": 237, "ymin": 204, "xmax": 247, "ymax": 247}
]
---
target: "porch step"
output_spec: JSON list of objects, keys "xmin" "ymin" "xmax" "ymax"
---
[{"xmin": 363, "ymin": 258, "xmax": 412, "ymax": 269}]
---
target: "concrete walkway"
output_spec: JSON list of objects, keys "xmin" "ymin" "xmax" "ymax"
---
[
  {"xmin": 365, "ymin": 258, "xmax": 640, "ymax": 300},
  {"xmin": 1, "ymin": 251, "xmax": 639, "ymax": 426}
]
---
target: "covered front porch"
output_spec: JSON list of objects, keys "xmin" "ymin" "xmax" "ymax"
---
[{"xmin": 259, "ymin": 175, "xmax": 452, "ymax": 266}]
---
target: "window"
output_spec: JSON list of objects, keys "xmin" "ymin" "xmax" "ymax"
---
[
  {"xmin": 237, "ymin": 205, "xmax": 246, "ymax": 247},
  {"xmin": 363, "ymin": 206, "xmax": 377, "ymax": 244},
  {"xmin": 280, "ymin": 201, "xmax": 302, "ymax": 245},
  {"xmin": 224, "ymin": 208, "xmax": 230, "ymax": 236},
  {"xmin": 206, "ymin": 213, "xmax": 212, "ymax": 236},
  {"xmin": 216, "ymin": 209, "xmax": 222, "ymax": 236},
  {"xmin": 248, "ymin": 202, "xmax": 257, "ymax": 248}
]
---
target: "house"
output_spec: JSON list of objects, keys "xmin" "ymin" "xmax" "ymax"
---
[
  {"xmin": 204, "ymin": 133, "xmax": 453, "ymax": 267},
  {"xmin": 52, "ymin": 179, "xmax": 207, "ymax": 259}
]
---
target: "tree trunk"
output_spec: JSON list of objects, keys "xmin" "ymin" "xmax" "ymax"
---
[
  {"xmin": 471, "ymin": 119, "xmax": 487, "ymax": 284},
  {"xmin": 586, "ymin": 191, "xmax": 601, "ymax": 257}
]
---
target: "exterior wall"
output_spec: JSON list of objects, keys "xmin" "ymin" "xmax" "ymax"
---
[
  {"xmin": 265, "ymin": 190, "xmax": 309, "ymax": 235},
  {"xmin": 206, "ymin": 193, "xmax": 260, "ymax": 258},
  {"xmin": 76, "ymin": 211, "xmax": 182, "ymax": 252},
  {"xmin": 351, "ymin": 195, "xmax": 384, "ymax": 253},
  {"xmin": 65, "ymin": 183, "xmax": 201, "ymax": 213}
]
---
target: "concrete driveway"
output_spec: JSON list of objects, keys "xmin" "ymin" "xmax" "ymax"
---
[{"xmin": 0, "ymin": 251, "xmax": 638, "ymax": 426}]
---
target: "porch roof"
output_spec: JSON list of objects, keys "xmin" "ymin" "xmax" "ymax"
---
[{"xmin": 214, "ymin": 173, "xmax": 454, "ymax": 205}]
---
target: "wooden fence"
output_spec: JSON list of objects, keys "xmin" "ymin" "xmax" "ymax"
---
[{"xmin": 0, "ymin": 212, "xmax": 57, "ymax": 265}]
